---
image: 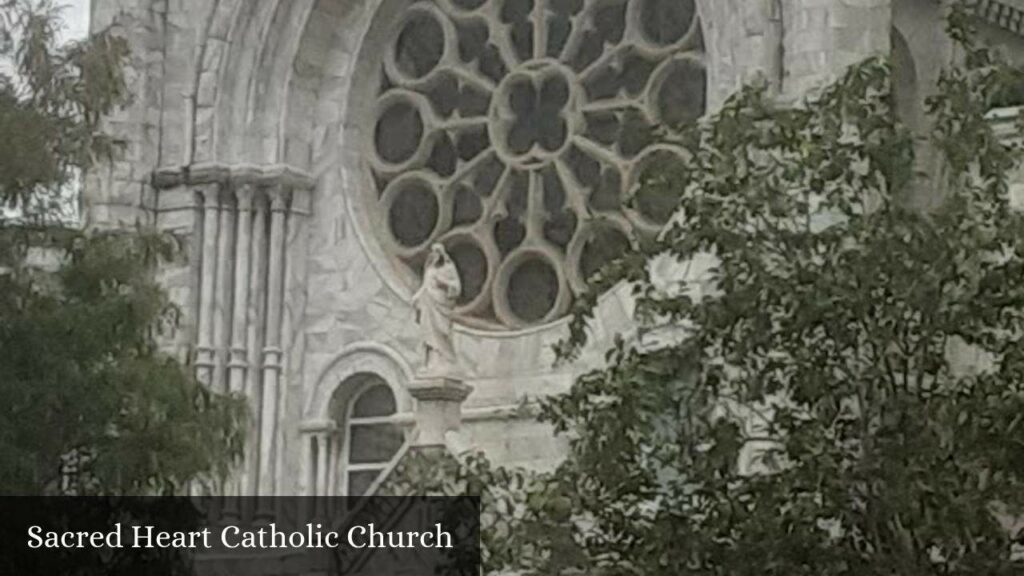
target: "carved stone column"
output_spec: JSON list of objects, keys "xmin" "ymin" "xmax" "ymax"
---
[
  {"xmin": 228, "ymin": 184, "xmax": 254, "ymax": 398},
  {"xmin": 194, "ymin": 183, "xmax": 220, "ymax": 386},
  {"xmin": 257, "ymin": 187, "xmax": 288, "ymax": 504},
  {"xmin": 315, "ymin": 430, "xmax": 330, "ymax": 515},
  {"xmin": 225, "ymin": 183, "xmax": 254, "ymax": 500},
  {"xmin": 151, "ymin": 162, "xmax": 316, "ymax": 503},
  {"xmin": 277, "ymin": 184, "xmax": 311, "ymax": 501},
  {"xmin": 211, "ymin": 189, "xmax": 235, "ymax": 395},
  {"xmin": 325, "ymin": 430, "xmax": 338, "ymax": 498},
  {"xmin": 298, "ymin": 419, "xmax": 336, "ymax": 522},
  {"xmin": 244, "ymin": 193, "xmax": 267, "ymax": 497}
]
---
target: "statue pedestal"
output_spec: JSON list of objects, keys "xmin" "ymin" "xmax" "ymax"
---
[{"xmin": 408, "ymin": 375, "xmax": 472, "ymax": 447}]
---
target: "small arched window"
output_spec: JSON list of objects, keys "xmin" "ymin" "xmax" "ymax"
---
[{"xmin": 336, "ymin": 375, "xmax": 406, "ymax": 496}]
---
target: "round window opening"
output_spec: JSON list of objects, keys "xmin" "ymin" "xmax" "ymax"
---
[{"xmin": 363, "ymin": 0, "xmax": 706, "ymax": 329}]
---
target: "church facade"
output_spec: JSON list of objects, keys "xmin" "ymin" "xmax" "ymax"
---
[{"xmin": 82, "ymin": 0, "xmax": 1024, "ymax": 501}]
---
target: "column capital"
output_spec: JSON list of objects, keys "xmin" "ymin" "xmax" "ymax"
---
[
  {"xmin": 234, "ymin": 184, "xmax": 256, "ymax": 210},
  {"xmin": 196, "ymin": 183, "xmax": 222, "ymax": 207},
  {"xmin": 153, "ymin": 163, "xmax": 315, "ymax": 192},
  {"xmin": 267, "ymin": 186, "xmax": 290, "ymax": 213},
  {"xmin": 190, "ymin": 163, "xmax": 231, "ymax": 185}
]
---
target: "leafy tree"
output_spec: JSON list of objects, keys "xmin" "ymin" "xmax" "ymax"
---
[
  {"xmin": 467, "ymin": 9, "xmax": 1024, "ymax": 576},
  {"xmin": 0, "ymin": 1, "xmax": 245, "ymax": 495},
  {"xmin": 0, "ymin": 0, "xmax": 126, "ymax": 220}
]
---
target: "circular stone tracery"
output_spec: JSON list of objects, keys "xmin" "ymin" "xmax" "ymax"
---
[
  {"xmin": 365, "ymin": 0, "xmax": 706, "ymax": 329},
  {"xmin": 491, "ymin": 60, "xmax": 578, "ymax": 166}
]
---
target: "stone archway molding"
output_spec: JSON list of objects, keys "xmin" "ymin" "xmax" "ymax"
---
[{"xmin": 303, "ymin": 342, "xmax": 415, "ymax": 422}]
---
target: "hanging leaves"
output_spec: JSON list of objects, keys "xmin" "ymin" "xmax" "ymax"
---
[{"xmin": 442, "ymin": 7, "xmax": 1024, "ymax": 575}]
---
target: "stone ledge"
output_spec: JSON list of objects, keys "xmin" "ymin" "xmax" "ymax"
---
[
  {"xmin": 152, "ymin": 163, "xmax": 316, "ymax": 191},
  {"xmin": 406, "ymin": 376, "xmax": 473, "ymax": 403}
]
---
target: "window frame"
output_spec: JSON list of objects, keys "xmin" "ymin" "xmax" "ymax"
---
[{"xmin": 337, "ymin": 378, "xmax": 409, "ymax": 496}]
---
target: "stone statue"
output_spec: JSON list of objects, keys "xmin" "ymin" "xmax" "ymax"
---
[{"xmin": 413, "ymin": 244, "xmax": 461, "ymax": 375}]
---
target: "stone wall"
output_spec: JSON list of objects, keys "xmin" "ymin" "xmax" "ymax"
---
[{"xmin": 83, "ymin": 0, "xmax": 164, "ymax": 228}]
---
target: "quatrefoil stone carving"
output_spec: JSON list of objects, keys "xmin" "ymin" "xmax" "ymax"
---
[{"xmin": 493, "ymin": 62, "xmax": 575, "ymax": 165}]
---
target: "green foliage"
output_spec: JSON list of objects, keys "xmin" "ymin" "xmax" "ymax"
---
[
  {"xmin": 466, "ymin": 8, "xmax": 1024, "ymax": 575},
  {"xmin": 0, "ymin": 230, "xmax": 247, "ymax": 495},
  {"xmin": 0, "ymin": 0, "xmax": 129, "ymax": 220},
  {"xmin": 0, "ymin": 2, "xmax": 245, "ymax": 496},
  {"xmin": 375, "ymin": 447, "xmax": 579, "ymax": 575}
]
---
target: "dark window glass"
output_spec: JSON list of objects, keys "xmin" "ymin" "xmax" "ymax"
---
[
  {"xmin": 351, "ymin": 384, "xmax": 397, "ymax": 418},
  {"xmin": 349, "ymin": 423, "xmax": 404, "ymax": 465}
]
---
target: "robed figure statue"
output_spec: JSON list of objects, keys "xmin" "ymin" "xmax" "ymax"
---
[{"xmin": 413, "ymin": 244, "xmax": 461, "ymax": 375}]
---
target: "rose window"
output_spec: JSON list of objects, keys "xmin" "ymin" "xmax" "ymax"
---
[{"xmin": 366, "ymin": 0, "xmax": 706, "ymax": 328}]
